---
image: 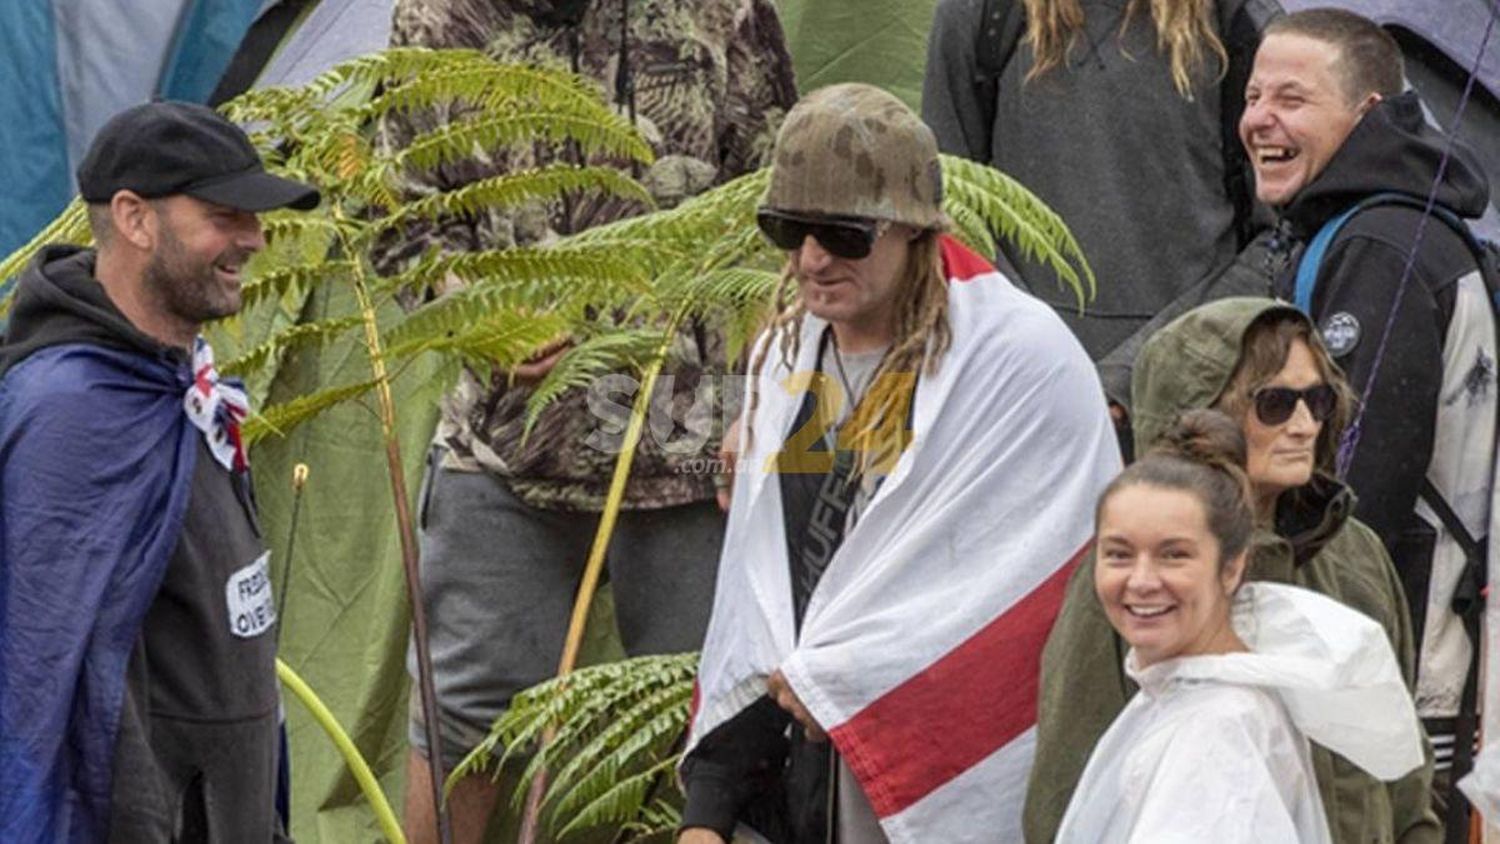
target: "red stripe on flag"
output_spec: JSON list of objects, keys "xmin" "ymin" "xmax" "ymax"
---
[
  {"xmin": 830, "ymin": 544, "xmax": 1089, "ymax": 818},
  {"xmin": 939, "ymin": 235, "xmax": 996, "ymax": 283}
]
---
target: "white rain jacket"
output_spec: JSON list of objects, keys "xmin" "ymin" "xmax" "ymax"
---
[
  {"xmin": 1462, "ymin": 747, "xmax": 1500, "ymax": 825},
  {"xmin": 1057, "ymin": 582, "xmax": 1426, "ymax": 843}
]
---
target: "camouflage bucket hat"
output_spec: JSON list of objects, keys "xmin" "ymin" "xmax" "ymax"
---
[{"xmin": 762, "ymin": 83, "xmax": 945, "ymax": 229}]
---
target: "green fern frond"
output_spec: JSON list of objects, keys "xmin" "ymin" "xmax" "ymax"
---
[
  {"xmin": 243, "ymin": 378, "xmax": 378, "ymax": 444},
  {"xmin": 385, "ymin": 310, "xmax": 570, "ymax": 366},
  {"xmin": 367, "ymin": 61, "xmax": 607, "ymax": 121},
  {"xmin": 571, "ymin": 168, "xmax": 769, "ymax": 251},
  {"xmin": 380, "ymin": 242, "xmax": 647, "ymax": 297},
  {"xmin": 379, "ymin": 247, "xmax": 647, "ymax": 339},
  {"xmin": 240, "ymin": 260, "xmax": 357, "ymax": 311},
  {"xmin": 556, "ymin": 757, "xmax": 679, "ymax": 839},
  {"xmin": 222, "ymin": 85, "xmax": 324, "ymax": 128},
  {"xmin": 447, "ymin": 653, "xmax": 696, "ymax": 839},
  {"xmin": 398, "ymin": 110, "xmax": 653, "ymax": 175},
  {"xmin": 546, "ymin": 681, "xmax": 693, "ymax": 824},
  {"xmin": 379, "ymin": 165, "xmax": 653, "ymax": 233},
  {"xmin": 652, "ymin": 267, "xmax": 783, "ymax": 319},
  {"xmin": 940, "ymin": 155, "xmax": 1095, "ymax": 304},
  {"xmin": 944, "ymin": 200, "xmax": 999, "ymax": 259},
  {"xmin": 452, "ymin": 653, "xmax": 695, "ymax": 781},
  {"xmin": 621, "ymin": 798, "xmax": 683, "ymax": 843},
  {"xmin": 261, "ymin": 213, "xmax": 347, "ymax": 247},
  {"xmin": 0, "ymin": 199, "xmax": 91, "ymax": 291},
  {"xmin": 521, "ymin": 328, "xmax": 666, "ymax": 435},
  {"xmin": 289, "ymin": 47, "xmax": 501, "ymax": 102},
  {"xmin": 219, "ymin": 315, "xmax": 363, "ymax": 376}
]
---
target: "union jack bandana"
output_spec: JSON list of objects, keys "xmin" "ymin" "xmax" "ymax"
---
[{"xmin": 183, "ymin": 337, "xmax": 251, "ymax": 472}]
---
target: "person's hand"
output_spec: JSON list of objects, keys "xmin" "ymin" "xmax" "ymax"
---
[
  {"xmin": 511, "ymin": 338, "xmax": 572, "ymax": 386},
  {"xmin": 768, "ymin": 670, "xmax": 827, "ymax": 742},
  {"xmin": 716, "ymin": 415, "xmax": 743, "ymax": 512},
  {"xmin": 677, "ymin": 828, "xmax": 727, "ymax": 844},
  {"xmin": 1108, "ymin": 401, "xmax": 1129, "ymax": 427}
]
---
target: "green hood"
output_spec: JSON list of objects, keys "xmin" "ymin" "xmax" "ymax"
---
[{"xmin": 1130, "ymin": 297, "xmax": 1309, "ymax": 455}]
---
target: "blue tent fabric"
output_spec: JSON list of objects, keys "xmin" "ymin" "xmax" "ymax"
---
[
  {"xmin": 159, "ymin": 0, "xmax": 266, "ymax": 102},
  {"xmin": 0, "ymin": 344, "xmax": 197, "ymax": 842},
  {"xmin": 0, "ymin": 0, "xmax": 263, "ymax": 257},
  {"xmin": 0, "ymin": 3, "xmax": 71, "ymax": 261}
]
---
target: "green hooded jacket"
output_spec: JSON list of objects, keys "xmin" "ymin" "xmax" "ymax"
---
[{"xmin": 1021, "ymin": 298, "xmax": 1440, "ymax": 843}]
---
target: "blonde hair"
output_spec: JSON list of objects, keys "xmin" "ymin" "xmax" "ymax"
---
[
  {"xmin": 745, "ymin": 231, "xmax": 952, "ymax": 480},
  {"xmin": 1024, "ymin": 0, "xmax": 1228, "ymax": 98}
]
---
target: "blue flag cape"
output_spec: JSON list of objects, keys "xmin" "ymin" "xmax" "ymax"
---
[{"xmin": 0, "ymin": 342, "xmax": 196, "ymax": 842}]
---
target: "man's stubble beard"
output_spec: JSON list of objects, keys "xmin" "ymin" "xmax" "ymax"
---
[{"xmin": 144, "ymin": 222, "xmax": 242, "ymax": 329}]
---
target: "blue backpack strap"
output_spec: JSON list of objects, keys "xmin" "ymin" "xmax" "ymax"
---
[{"xmin": 1292, "ymin": 191, "xmax": 1469, "ymax": 314}]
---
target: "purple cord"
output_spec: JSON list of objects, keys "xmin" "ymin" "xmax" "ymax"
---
[{"xmin": 1336, "ymin": 0, "xmax": 1500, "ymax": 479}]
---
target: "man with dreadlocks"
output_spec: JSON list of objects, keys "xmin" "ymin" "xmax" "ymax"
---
[
  {"xmin": 1239, "ymin": 10, "xmax": 1497, "ymax": 836},
  {"xmin": 380, "ymin": 1, "xmax": 797, "ymax": 840},
  {"xmin": 678, "ymin": 83, "xmax": 1119, "ymax": 843}
]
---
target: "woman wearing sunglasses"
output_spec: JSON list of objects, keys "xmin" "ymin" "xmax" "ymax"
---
[{"xmin": 1025, "ymin": 298, "xmax": 1440, "ymax": 843}]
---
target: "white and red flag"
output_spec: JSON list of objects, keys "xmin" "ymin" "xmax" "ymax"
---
[{"xmin": 688, "ymin": 236, "xmax": 1121, "ymax": 842}]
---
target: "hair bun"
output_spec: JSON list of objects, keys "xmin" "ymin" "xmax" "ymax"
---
[{"xmin": 1152, "ymin": 409, "xmax": 1248, "ymax": 473}]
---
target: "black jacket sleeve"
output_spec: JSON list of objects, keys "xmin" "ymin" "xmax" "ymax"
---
[
  {"xmin": 679, "ymin": 695, "xmax": 791, "ymax": 839},
  {"xmin": 1310, "ymin": 234, "xmax": 1445, "ymax": 554}
]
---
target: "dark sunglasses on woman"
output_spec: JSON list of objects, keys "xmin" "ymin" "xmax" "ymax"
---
[
  {"xmin": 756, "ymin": 209, "xmax": 887, "ymax": 259},
  {"xmin": 1251, "ymin": 384, "xmax": 1337, "ymax": 426}
]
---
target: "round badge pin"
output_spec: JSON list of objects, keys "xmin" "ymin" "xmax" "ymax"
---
[{"xmin": 1321, "ymin": 312, "xmax": 1361, "ymax": 357}]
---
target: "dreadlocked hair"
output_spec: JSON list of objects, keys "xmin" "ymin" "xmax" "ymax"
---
[
  {"xmin": 1024, "ymin": 0, "xmax": 1228, "ymax": 99},
  {"xmin": 743, "ymin": 230, "xmax": 952, "ymax": 480}
]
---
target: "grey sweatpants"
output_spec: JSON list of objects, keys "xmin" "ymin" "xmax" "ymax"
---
[{"xmin": 407, "ymin": 449, "xmax": 724, "ymax": 768}]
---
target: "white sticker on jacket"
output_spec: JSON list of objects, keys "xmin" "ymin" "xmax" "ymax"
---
[
  {"xmin": 1321, "ymin": 312, "xmax": 1361, "ymax": 357},
  {"xmin": 226, "ymin": 551, "xmax": 277, "ymax": 639}
]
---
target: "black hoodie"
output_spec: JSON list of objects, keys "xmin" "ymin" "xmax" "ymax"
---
[
  {"xmin": 1, "ymin": 247, "xmax": 284, "ymax": 841},
  {"xmin": 1270, "ymin": 92, "xmax": 1494, "ymax": 737},
  {"xmin": 0, "ymin": 245, "xmax": 179, "ymax": 376},
  {"xmin": 1271, "ymin": 92, "xmax": 1490, "ymax": 550}
]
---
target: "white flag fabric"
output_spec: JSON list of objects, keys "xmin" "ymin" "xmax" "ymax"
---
[{"xmin": 688, "ymin": 236, "xmax": 1120, "ymax": 842}]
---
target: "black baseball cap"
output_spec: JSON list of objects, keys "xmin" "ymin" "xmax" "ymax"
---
[{"xmin": 77, "ymin": 100, "xmax": 319, "ymax": 212}]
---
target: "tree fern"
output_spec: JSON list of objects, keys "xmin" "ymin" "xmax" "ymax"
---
[
  {"xmin": 0, "ymin": 43, "xmax": 1099, "ymax": 842},
  {"xmin": 219, "ymin": 315, "xmax": 364, "ymax": 377},
  {"xmin": 521, "ymin": 328, "xmax": 666, "ymax": 439},
  {"xmin": 451, "ymin": 653, "xmax": 696, "ymax": 840}
]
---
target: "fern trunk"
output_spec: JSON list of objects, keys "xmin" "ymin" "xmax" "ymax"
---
[{"xmin": 345, "ymin": 229, "xmax": 452, "ymax": 843}]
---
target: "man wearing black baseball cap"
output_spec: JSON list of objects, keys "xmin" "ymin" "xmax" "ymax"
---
[{"xmin": 0, "ymin": 100, "xmax": 316, "ymax": 841}]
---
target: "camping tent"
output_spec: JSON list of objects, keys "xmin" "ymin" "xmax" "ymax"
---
[{"xmin": 3, "ymin": 1, "xmax": 1497, "ymax": 840}]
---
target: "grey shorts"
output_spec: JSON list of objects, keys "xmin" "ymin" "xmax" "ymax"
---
[{"xmin": 407, "ymin": 448, "xmax": 724, "ymax": 769}]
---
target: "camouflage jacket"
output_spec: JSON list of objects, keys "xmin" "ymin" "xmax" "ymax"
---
[{"xmin": 386, "ymin": 0, "xmax": 797, "ymax": 511}]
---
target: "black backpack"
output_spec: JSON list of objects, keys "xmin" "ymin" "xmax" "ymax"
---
[{"xmin": 1292, "ymin": 191, "xmax": 1498, "ymax": 842}]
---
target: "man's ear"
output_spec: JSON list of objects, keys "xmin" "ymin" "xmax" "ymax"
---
[
  {"xmin": 1356, "ymin": 91, "xmax": 1383, "ymax": 117},
  {"xmin": 110, "ymin": 191, "xmax": 155, "ymax": 251}
]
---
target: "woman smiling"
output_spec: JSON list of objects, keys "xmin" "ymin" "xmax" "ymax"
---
[
  {"xmin": 1056, "ymin": 410, "xmax": 1424, "ymax": 842},
  {"xmin": 1024, "ymin": 298, "xmax": 1441, "ymax": 843}
]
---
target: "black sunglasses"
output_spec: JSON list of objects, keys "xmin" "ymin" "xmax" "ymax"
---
[
  {"xmin": 1250, "ymin": 384, "xmax": 1337, "ymax": 426},
  {"xmin": 756, "ymin": 209, "xmax": 886, "ymax": 260}
]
